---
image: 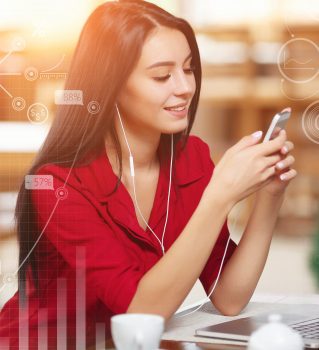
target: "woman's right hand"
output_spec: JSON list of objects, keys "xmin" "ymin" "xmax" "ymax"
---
[{"xmin": 206, "ymin": 130, "xmax": 287, "ymax": 210}]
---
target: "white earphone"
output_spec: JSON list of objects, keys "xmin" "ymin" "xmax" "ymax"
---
[
  {"xmin": 115, "ymin": 104, "xmax": 234, "ymax": 318},
  {"xmin": 115, "ymin": 104, "xmax": 173, "ymax": 255}
]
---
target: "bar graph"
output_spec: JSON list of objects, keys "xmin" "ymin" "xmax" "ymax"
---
[
  {"xmin": 57, "ymin": 278, "xmax": 67, "ymax": 350},
  {"xmin": 95, "ymin": 323, "xmax": 106, "ymax": 350},
  {"xmin": 38, "ymin": 309, "xmax": 48, "ymax": 350},
  {"xmin": 19, "ymin": 288, "xmax": 29, "ymax": 350},
  {"xmin": 0, "ymin": 337, "xmax": 9, "ymax": 350},
  {"xmin": 76, "ymin": 247, "xmax": 86, "ymax": 350},
  {"xmin": 3, "ymin": 246, "xmax": 108, "ymax": 349}
]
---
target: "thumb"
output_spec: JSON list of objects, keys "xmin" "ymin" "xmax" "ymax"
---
[
  {"xmin": 250, "ymin": 130, "xmax": 263, "ymax": 143},
  {"xmin": 233, "ymin": 130, "xmax": 263, "ymax": 152}
]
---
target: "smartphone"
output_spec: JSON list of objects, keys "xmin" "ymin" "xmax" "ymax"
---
[{"xmin": 263, "ymin": 107, "xmax": 291, "ymax": 142}]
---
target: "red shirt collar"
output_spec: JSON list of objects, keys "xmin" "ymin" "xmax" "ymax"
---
[
  {"xmin": 72, "ymin": 138, "xmax": 205, "ymax": 247},
  {"xmin": 74, "ymin": 137, "xmax": 205, "ymax": 203}
]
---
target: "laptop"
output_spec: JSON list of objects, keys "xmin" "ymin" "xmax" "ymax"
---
[{"xmin": 195, "ymin": 303, "xmax": 319, "ymax": 349}]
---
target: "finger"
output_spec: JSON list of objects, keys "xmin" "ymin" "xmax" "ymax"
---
[
  {"xmin": 255, "ymin": 129, "xmax": 287, "ymax": 156},
  {"xmin": 261, "ymin": 165, "xmax": 277, "ymax": 181},
  {"xmin": 264, "ymin": 154, "xmax": 283, "ymax": 168},
  {"xmin": 230, "ymin": 131, "xmax": 263, "ymax": 153},
  {"xmin": 281, "ymin": 141, "xmax": 294, "ymax": 155},
  {"xmin": 275, "ymin": 155, "xmax": 295, "ymax": 171},
  {"xmin": 279, "ymin": 169, "xmax": 298, "ymax": 181}
]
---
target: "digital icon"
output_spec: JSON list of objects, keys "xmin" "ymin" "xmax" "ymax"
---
[
  {"xmin": 302, "ymin": 101, "xmax": 319, "ymax": 145},
  {"xmin": 0, "ymin": 83, "xmax": 13, "ymax": 98},
  {"xmin": 25, "ymin": 175, "xmax": 54, "ymax": 190},
  {"xmin": 12, "ymin": 97, "xmax": 26, "ymax": 111},
  {"xmin": 24, "ymin": 66, "xmax": 39, "ymax": 81},
  {"xmin": 55, "ymin": 90, "xmax": 83, "ymax": 105},
  {"xmin": 40, "ymin": 55, "xmax": 68, "ymax": 80},
  {"xmin": 24, "ymin": 56, "xmax": 68, "ymax": 82},
  {"xmin": 12, "ymin": 36, "xmax": 26, "ymax": 52},
  {"xmin": 55, "ymin": 187, "xmax": 68, "ymax": 200},
  {"xmin": 40, "ymin": 72, "xmax": 68, "ymax": 79},
  {"xmin": 27, "ymin": 103, "xmax": 49, "ymax": 124},
  {"xmin": 87, "ymin": 101, "xmax": 100, "ymax": 115},
  {"xmin": 0, "ymin": 38, "xmax": 24, "ymax": 98},
  {"xmin": 278, "ymin": 38, "xmax": 319, "ymax": 84}
]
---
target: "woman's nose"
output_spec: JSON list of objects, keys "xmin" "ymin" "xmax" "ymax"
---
[{"xmin": 173, "ymin": 70, "xmax": 195, "ymax": 97}]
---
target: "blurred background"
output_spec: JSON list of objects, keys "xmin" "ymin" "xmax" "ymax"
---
[{"xmin": 0, "ymin": 0, "xmax": 319, "ymax": 308}]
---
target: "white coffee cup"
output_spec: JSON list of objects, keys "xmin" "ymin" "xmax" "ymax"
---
[{"xmin": 111, "ymin": 313, "xmax": 164, "ymax": 350}]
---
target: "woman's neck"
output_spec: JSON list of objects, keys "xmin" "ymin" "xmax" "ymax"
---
[{"xmin": 105, "ymin": 120, "xmax": 161, "ymax": 174}]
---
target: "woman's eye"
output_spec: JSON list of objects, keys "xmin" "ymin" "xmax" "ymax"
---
[
  {"xmin": 152, "ymin": 66, "xmax": 195, "ymax": 82},
  {"xmin": 184, "ymin": 66, "xmax": 195, "ymax": 74},
  {"xmin": 153, "ymin": 74, "xmax": 171, "ymax": 82}
]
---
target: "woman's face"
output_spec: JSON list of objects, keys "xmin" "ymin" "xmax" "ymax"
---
[{"xmin": 117, "ymin": 26, "xmax": 196, "ymax": 136}]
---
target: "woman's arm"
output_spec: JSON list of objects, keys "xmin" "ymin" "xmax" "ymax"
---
[
  {"xmin": 210, "ymin": 136, "xmax": 296, "ymax": 315},
  {"xmin": 209, "ymin": 191, "xmax": 284, "ymax": 316},
  {"xmin": 127, "ymin": 190, "xmax": 231, "ymax": 319},
  {"xmin": 127, "ymin": 132, "xmax": 288, "ymax": 319}
]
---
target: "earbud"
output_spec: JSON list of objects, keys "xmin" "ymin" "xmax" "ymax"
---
[{"xmin": 115, "ymin": 104, "xmax": 135, "ymax": 177}]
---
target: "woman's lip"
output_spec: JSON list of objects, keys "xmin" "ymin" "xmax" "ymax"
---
[
  {"xmin": 164, "ymin": 106, "xmax": 188, "ymax": 118},
  {"xmin": 165, "ymin": 103, "xmax": 188, "ymax": 109}
]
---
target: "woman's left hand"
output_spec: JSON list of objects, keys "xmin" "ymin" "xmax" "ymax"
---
[{"xmin": 261, "ymin": 136, "xmax": 297, "ymax": 197}]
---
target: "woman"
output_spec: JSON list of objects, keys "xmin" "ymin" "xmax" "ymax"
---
[{"xmin": 0, "ymin": 0, "xmax": 296, "ymax": 349}]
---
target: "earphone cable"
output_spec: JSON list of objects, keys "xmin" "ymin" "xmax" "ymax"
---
[
  {"xmin": 116, "ymin": 105, "xmax": 173, "ymax": 255},
  {"xmin": 115, "ymin": 103, "xmax": 240, "ymax": 316}
]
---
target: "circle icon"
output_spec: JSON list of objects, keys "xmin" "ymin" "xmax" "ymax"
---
[
  {"xmin": 87, "ymin": 101, "xmax": 100, "ymax": 115},
  {"xmin": 55, "ymin": 187, "xmax": 68, "ymax": 200},
  {"xmin": 12, "ymin": 36, "xmax": 26, "ymax": 51},
  {"xmin": 12, "ymin": 97, "xmax": 26, "ymax": 111},
  {"xmin": 27, "ymin": 103, "xmax": 49, "ymax": 124},
  {"xmin": 302, "ymin": 101, "xmax": 319, "ymax": 145},
  {"xmin": 2, "ymin": 273, "xmax": 16, "ymax": 285},
  {"xmin": 24, "ymin": 67, "xmax": 39, "ymax": 82},
  {"xmin": 277, "ymin": 38, "xmax": 319, "ymax": 84}
]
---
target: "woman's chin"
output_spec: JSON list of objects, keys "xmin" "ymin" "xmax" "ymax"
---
[{"xmin": 161, "ymin": 119, "xmax": 189, "ymax": 134}]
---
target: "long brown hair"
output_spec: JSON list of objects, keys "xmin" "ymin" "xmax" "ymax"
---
[{"xmin": 15, "ymin": 0, "xmax": 202, "ymax": 295}]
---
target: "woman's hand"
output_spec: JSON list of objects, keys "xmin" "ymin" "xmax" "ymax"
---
[
  {"xmin": 259, "ymin": 135, "xmax": 297, "ymax": 197},
  {"xmin": 206, "ymin": 130, "xmax": 289, "ymax": 210}
]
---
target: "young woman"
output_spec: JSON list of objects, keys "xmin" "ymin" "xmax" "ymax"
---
[{"xmin": 0, "ymin": 0, "xmax": 296, "ymax": 348}]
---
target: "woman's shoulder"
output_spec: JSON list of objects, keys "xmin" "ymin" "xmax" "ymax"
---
[
  {"xmin": 33, "ymin": 162, "xmax": 81, "ymax": 192},
  {"xmin": 176, "ymin": 135, "xmax": 213, "ymax": 166},
  {"xmin": 35, "ymin": 162, "xmax": 70, "ymax": 177},
  {"xmin": 186, "ymin": 134, "xmax": 210, "ymax": 151},
  {"xmin": 32, "ymin": 150, "xmax": 115, "ymax": 200},
  {"xmin": 34, "ymin": 149, "xmax": 104, "ymax": 178}
]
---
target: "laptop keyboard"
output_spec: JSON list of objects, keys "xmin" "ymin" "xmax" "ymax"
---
[{"xmin": 291, "ymin": 318, "xmax": 319, "ymax": 339}]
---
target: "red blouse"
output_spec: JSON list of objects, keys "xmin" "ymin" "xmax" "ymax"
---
[{"xmin": 0, "ymin": 135, "xmax": 236, "ymax": 349}]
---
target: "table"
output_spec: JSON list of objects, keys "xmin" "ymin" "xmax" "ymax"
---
[
  {"xmin": 103, "ymin": 294, "xmax": 319, "ymax": 350},
  {"xmin": 105, "ymin": 339, "xmax": 244, "ymax": 349}
]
